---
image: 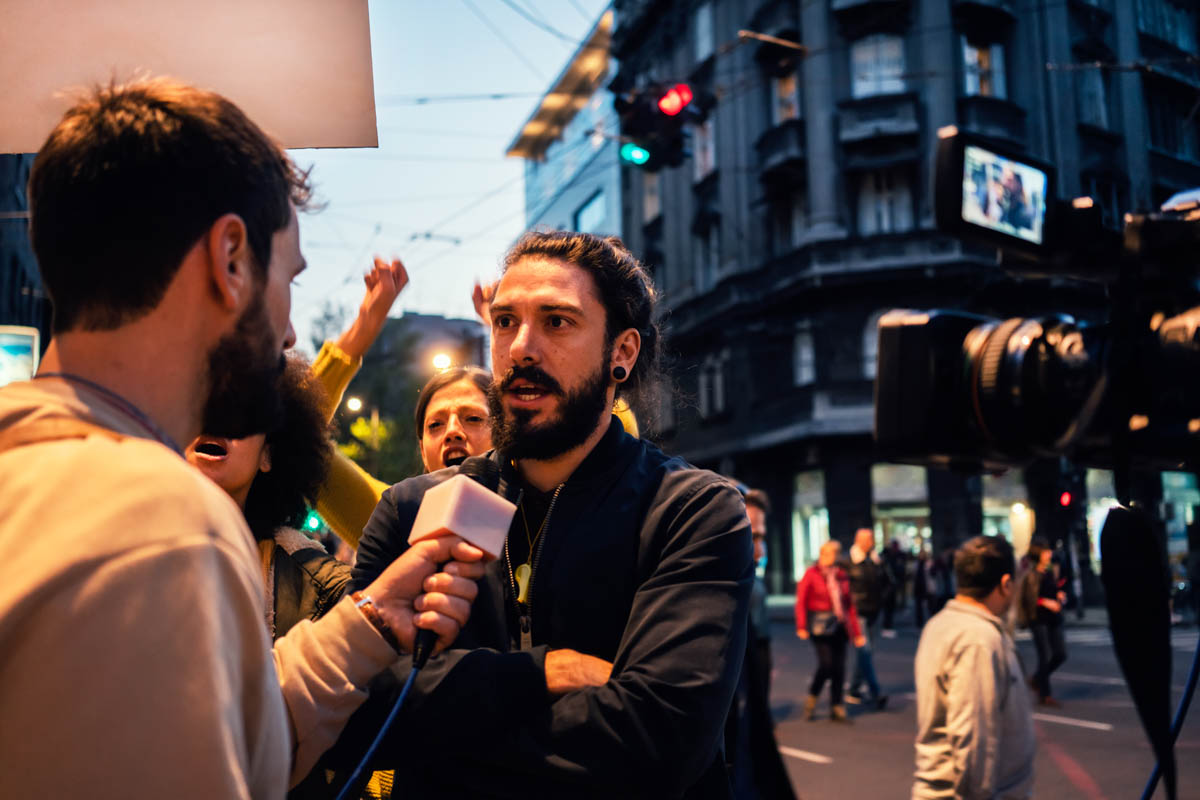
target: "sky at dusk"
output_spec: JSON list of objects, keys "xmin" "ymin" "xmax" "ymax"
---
[{"xmin": 287, "ymin": 0, "xmax": 610, "ymax": 355}]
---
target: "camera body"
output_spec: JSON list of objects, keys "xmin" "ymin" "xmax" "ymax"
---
[{"xmin": 874, "ymin": 127, "xmax": 1200, "ymax": 473}]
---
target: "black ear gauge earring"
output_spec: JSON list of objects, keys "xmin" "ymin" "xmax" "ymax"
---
[{"xmin": 612, "ymin": 366, "xmax": 627, "ymax": 381}]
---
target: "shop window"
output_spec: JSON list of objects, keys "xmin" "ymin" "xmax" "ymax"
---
[
  {"xmin": 792, "ymin": 469, "xmax": 830, "ymax": 580},
  {"xmin": 771, "ymin": 73, "xmax": 801, "ymax": 125},
  {"xmin": 857, "ymin": 168, "xmax": 914, "ymax": 235},
  {"xmin": 793, "ymin": 328, "xmax": 815, "ymax": 386},
  {"xmin": 871, "ymin": 463, "xmax": 930, "ymax": 554},
  {"xmin": 851, "ymin": 34, "xmax": 905, "ymax": 99},
  {"xmin": 962, "ymin": 38, "xmax": 1006, "ymax": 99}
]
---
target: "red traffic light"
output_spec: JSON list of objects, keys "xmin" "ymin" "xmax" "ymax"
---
[
  {"xmin": 1059, "ymin": 491, "xmax": 1073, "ymax": 507},
  {"xmin": 657, "ymin": 83, "xmax": 694, "ymax": 116}
]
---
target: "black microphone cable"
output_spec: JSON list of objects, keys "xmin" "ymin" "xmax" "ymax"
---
[{"xmin": 334, "ymin": 456, "xmax": 502, "ymax": 800}]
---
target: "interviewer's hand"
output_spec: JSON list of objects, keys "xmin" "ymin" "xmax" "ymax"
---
[
  {"xmin": 364, "ymin": 536, "xmax": 488, "ymax": 655},
  {"xmin": 545, "ymin": 648, "xmax": 613, "ymax": 695},
  {"xmin": 797, "ymin": 630, "xmax": 809, "ymax": 640}
]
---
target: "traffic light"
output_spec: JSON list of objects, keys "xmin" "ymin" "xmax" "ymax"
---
[
  {"xmin": 614, "ymin": 83, "xmax": 705, "ymax": 172},
  {"xmin": 657, "ymin": 83, "xmax": 694, "ymax": 116},
  {"xmin": 1059, "ymin": 491, "xmax": 1073, "ymax": 508},
  {"xmin": 303, "ymin": 509, "xmax": 324, "ymax": 534}
]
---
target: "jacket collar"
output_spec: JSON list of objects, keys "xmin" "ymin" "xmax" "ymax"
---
[
  {"xmin": 491, "ymin": 414, "xmax": 631, "ymax": 500},
  {"xmin": 944, "ymin": 598, "xmax": 1006, "ymax": 633}
]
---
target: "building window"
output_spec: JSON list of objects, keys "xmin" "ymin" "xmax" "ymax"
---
[
  {"xmin": 695, "ymin": 223, "xmax": 720, "ymax": 292},
  {"xmin": 771, "ymin": 73, "xmax": 801, "ymax": 125},
  {"xmin": 694, "ymin": 2, "xmax": 715, "ymax": 64},
  {"xmin": 851, "ymin": 34, "xmax": 905, "ymax": 99},
  {"xmin": 573, "ymin": 191, "xmax": 606, "ymax": 234},
  {"xmin": 642, "ymin": 172, "xmax": 661, "ymax": 223},
  {"xmin": 793, "ymin": 329, "xmax": 815, "ymax": 386},
  {"xmin": 1136, "ymin": 0, "xmax": 1198, "ymax": 52},
  {"xmin": 962, "ymin": 38, "xmax": 1006, "ymax": 99},
  {"xmin": 857, "ymin": 168, "xmax": 914, "ymax": 235},
  {"xmin": 1082, "ymin": 173, "xmax": 1129, "ymax": 230},
  {"xmin": 693, "ymin": 120, "xmax": 716, "ymax": 181},
  {"xmin": 863, "ymin": 310, "xmax": 887, "ymax": 379},
  {"xmin": 698, "ymin": 352, "xmax": 727, "ymax": 419},
  {"xmin": 1146, "ymin": 81, "xmax": 1200, "ymax": 160},
  {"xmin": 770, "ymin": 191, "xmax": 806, "ymax": 254},
  {"xmin": 1077, "ymin": 67, "xmax": 1110, "ymax": 129}
]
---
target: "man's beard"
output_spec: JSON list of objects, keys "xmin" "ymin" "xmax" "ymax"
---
[
  {"xmin": 487, "ymin": 359, "xmax": 610, "ymax": 461},
  {"xmin": 200, "ymin": 292, "xmax": 286, "ymax": 439}
]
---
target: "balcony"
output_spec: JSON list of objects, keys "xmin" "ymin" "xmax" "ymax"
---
[
  {"xmin": 755, "ymin": 119, "xmax": 806, "ymax": 185},
  {"xmin": 838, "ymin": 93, "xmax": 920, "ymax": 144},
  {"xmin": 831, "ymin": 0, "xmax": 907, "ymax": 13},
  {"xmin": 952, "ymin": 0, "xmax": 1016, "ymax": 23},
  {"xmin": 957, "ymin": 95, "xmax": 1026, "ymax": 147}
]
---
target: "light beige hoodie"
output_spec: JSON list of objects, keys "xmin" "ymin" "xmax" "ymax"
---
[{"xmin": 0, "ymin": 377, "xmax": 398, "ymax": 799}]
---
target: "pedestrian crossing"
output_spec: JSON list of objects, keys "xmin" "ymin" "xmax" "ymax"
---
[{"xmin": 1013, "ymin": 628, "xmax": 1200, "ymax": 652}]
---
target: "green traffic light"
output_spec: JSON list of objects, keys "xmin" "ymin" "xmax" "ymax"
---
[
  {"xmin": 620, "ymin": 142, "xmax": 651, "ymax": 165},
  {"xmin": 304, "ymin": 511, "xmax": 322, "ymax": 531}
]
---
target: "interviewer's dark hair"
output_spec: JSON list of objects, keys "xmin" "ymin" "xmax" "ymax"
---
[
  {"xmin": 954, "ymin": 535, "xmax": 1016, "ymax": 600},
  {"xmin": 244, "ymin": 355, "xmax": 331, "ymax": 540},
  {"xmin": 29, "ymin": 77, "xmax": 313, "ymax": 333},
  {"xmin": 501, "ymin": 231, "xmax": 663, "ymax": 422},
  {"xmin": 414, "ymin": 366, "xmax": 492, "ymax": 440}
]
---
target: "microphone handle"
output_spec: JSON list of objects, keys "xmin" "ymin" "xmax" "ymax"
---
[{"xmin": 410, "ymin": 558, "xmax": 450, "ymax": 669}]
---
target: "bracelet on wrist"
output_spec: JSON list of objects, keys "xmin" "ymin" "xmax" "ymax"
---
[{"xmin": 351, "ymin": 591, "xmax": 404, "ymax": 655}]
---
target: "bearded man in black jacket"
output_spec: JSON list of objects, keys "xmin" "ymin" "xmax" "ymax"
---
[{"xmin": 350, "ymin": 231, "xmax": 754, "ymax": 798}]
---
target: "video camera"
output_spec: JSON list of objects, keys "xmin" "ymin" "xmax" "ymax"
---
[{"xmin": 874, "ymin": 126, "xmax": 1200, "ymax": 473}]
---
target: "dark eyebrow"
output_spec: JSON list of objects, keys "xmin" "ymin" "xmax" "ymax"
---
[{"xmin": 540, "ymin": 304, "xmax": 583, "ymax": 315}]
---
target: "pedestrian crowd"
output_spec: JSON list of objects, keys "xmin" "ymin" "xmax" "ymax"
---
[{"xmin": 0, "ymin": 76, "xmax": 1076, "ymax": 800}]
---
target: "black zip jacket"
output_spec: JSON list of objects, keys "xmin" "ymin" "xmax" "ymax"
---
[{"xmin": 350, "ymin": 416, "xmax": 754, "ymax": 798}]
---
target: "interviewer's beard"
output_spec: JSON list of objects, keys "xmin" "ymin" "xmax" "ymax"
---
[
  {"xmin": 487, "ymin": 360, "xmax": 610, "ymax": 461},
  {"xmin": 201, "ymin": 292, "xmax": 286, "ymax": 439}
]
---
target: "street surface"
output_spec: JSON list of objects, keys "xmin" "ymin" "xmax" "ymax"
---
[{"xmin": 765, "ymin": 609, "xmax": 1200, "ymax": 800}]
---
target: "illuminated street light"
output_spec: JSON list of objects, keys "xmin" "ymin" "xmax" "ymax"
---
[
  {"xmin": 432, "ymin": 353, "xmax": 452, "ymax": 371},
  {"xmin": 346, "ymin": 396, "xmax": 363, "ymax": 413}
]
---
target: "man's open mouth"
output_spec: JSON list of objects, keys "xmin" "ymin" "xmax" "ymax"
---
[
  {"xmin": 192, "ymin": 437, "xmax": 230, "ymax": 461},
  {"xmin": 506, "ymin": 380, "xmax": 553, "ymax": 401}
]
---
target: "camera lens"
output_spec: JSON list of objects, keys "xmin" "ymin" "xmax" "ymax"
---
[{"xmin": 964, "ymin": 315, "xmax": 1101, "ymax": 458}]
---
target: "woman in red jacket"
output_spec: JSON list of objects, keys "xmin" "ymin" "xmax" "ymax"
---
[{"xmin": 796, "ymin": 540, "xmax": 865, "ymax": 722}]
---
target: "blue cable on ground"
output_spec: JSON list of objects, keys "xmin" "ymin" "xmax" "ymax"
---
[
  {"xmin": 1140, "ymin": 632, "xmax": 1200, "ymax": 800},
  {"xmin": 334, "ymin": 666, "xmax": 420, "ymax": 800}
]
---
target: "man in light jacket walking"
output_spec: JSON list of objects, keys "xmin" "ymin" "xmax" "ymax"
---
[{"xmin": 913, "ymin": 535, "xmax": 1035, "ymax": 799}]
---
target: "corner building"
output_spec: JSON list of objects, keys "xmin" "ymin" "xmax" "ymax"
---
[{"xmin": 610, "ymin": 0, "xmax": 1200, "ymax": 597}]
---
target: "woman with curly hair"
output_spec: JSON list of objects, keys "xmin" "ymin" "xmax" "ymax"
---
[{"xmin": 187, "ymin": 352, "xmax": 344, "ymax": 638}]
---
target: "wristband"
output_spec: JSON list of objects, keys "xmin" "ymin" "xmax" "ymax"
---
[{"xmin": 352, "ymin": 591, "xmax": 404, "ymax": 655}]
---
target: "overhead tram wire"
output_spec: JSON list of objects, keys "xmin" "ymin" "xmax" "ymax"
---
[
  {"xmin": 460, "ymin": 0, "xmax": 547, "ymax": 81},
  {"xmin": 498, "ymin": 0, "xmax": 582, "ymax": 44}
]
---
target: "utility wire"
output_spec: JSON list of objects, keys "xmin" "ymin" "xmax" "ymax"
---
[
  {"xmin": 376, "ymin": 91, "xmax": 543, "ymax": 106},
  {"xmin": 460, "ymin": 0, "xmax": 547, "ymax": 81},
  {"xmin": 498, "ymin": 0, "xmax": 581, "ymax": 44},
  {"xmin": 566, "ymin": 0, "xmax": 594, "ymax": 23}
]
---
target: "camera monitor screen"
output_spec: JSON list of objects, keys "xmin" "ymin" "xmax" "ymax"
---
[
  {"xmin": 961, "ymin": 144, "xmax": 1048, "ymax": 245},
  {"xmin": 0, "ymin": 326, "xmax": 39, "ymax": 388}
]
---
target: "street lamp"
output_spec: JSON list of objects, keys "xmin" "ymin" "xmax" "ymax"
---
[
  {"xmin": 432, "ymin": 353, "xmax": 452, "ymax": 371},
  {"xmin": 346, "ymin": 396, "xmax": 363, "ymax": 413}
]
